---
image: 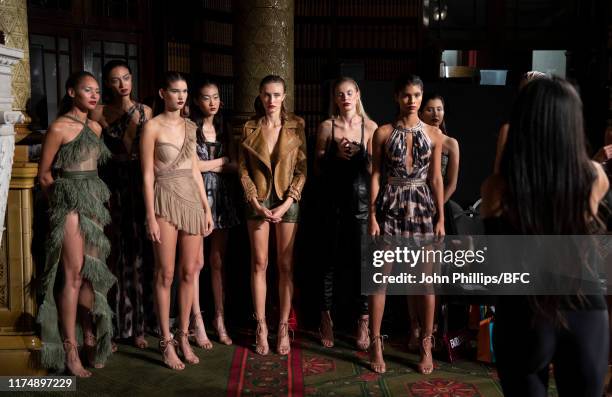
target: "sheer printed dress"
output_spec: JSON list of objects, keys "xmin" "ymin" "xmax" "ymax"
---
[
  {"xmin": 37, "ymin": 116, "xmax": 116, "ymax": 370},
  {"xmin": 101, "ymin": 103, "xmax": 150, "ymax": 340}
]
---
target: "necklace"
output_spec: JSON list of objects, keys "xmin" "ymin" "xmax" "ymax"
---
[{"xmin": 398, "ymin": 120, "xmax": 423, "ymax": 133}]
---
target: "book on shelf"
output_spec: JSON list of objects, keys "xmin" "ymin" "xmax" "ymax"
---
[
  {"xmin": 201, "ymin": 0, "xmax": 231, "ymax": 12},
  {"xmin": 167, "ymin": 41, "xmax": 190, "ymax": 73},
  {"xmin": 201, "ymin": 20, "xmax": 232, "ymax": 46},
  {"xmin": 201, "ymin": 51, "xmax": 233, "ymax": 76},
  {"xmin": 296, "ymin": 0, "xmax": 420, "ymax": 18}
]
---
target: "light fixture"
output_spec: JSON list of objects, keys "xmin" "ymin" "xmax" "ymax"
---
[{"xmin": 433, "ymin": 1, "xmax": 448, "ymax": 22}]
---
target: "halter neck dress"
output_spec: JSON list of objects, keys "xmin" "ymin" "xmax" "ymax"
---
[{"xmin": 37, "ymin": 115, "xmax": 116, "ymax": 370}]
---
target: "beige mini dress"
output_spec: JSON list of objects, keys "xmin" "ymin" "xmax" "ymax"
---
[{"xmin": 154, "ymin": 119, "xmax": 206, "ymax": 235}]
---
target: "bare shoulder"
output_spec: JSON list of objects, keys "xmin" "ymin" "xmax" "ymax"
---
[
  {"xmin": 480, "ymin": 174, "xmax": 505, "ymax": 218},
  {"xmin": 444, "ymin": 135, "xmax": 459, "ymax": 152},
  {"xmin": 142, "ymin": 104, "xmax": 153, "ymax": 120},
  {"xmin": 141, "ymin": 115, "xmax": 161, "ymax": 137},
  {"xmin": 318, "ymin": 119, "xmax": 333, "ymax": 135},
  {"xmin": 424, "ymin": 124, "xmax": 444, "ymax": 145},
  {"xmin": 88, "ymin": 119, "xmax": 103, "ymax": 136},
  {"xmin": 365, "ymin": 118, "xmax": 378, "ymax": 133},
  {"xmin": 590, "ymin": 161, "xmax": 609, "ymax": 201},
  {"xmin": 46, "ymin": 119, "xmax": 69, "ymax": 141}
]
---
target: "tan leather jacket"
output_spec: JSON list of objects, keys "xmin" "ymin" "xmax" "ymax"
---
[{"xmin": 238, "ymin": 117, "xmax": 307, "ymax": 203}]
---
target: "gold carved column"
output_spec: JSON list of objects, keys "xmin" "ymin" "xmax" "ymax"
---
[
  {"xmin": 234, "ymin": 0, "xmax": 295, "ymax": 126},
  {"xmin": 0, "ymin": 0, "xmax": 31, "ymax": 140},
  {"xmin": 0, "ymin": 0, "xmax": 42, "ymax": 375}
]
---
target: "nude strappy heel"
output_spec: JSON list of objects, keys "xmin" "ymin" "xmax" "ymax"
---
[
  {"xmin": 213, "ymin": 311, "xmax": 232, "ymax": 345},
  {"xmin": 319, "ymin": 311, "xmax": 334, "ymax": 348},
  {"xmin": 175, "ymin": 329, "xmax": 200, "ymax": 365},
  {"xmin": 356, "ymin": 316, "xmax": 370, "ymax": 351},
  {"xmin": 417, "ymin": 334, "xmax": 435, "ymax": 375},
  {"xmin": 158, "ymin": 336, "xmax": 185, "ymax": 371},
  {"xmin": 369, "ymin": 335, "xmax": 388, "ymax": 374},
  {"xmin": 277, "ymin": 321, "xmax": 294, "ymax": 355},
  {"xmin": 63, "ymin": 339, "xmax": 92, "ymax": 378},
  {"xmin": 254, "ymin": 315, "xmax": 269, "ymax": 355}
]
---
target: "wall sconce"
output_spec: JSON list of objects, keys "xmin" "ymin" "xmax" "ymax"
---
[{"xmin": 433, "ymin": 3, "xmax": 448, "ymax": 22}]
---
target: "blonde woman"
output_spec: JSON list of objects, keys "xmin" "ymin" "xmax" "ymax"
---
[{"xmin": 314, "ymin": 77, "xmax": 378, "ymax": 350}]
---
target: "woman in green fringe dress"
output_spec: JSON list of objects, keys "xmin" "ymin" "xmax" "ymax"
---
[{"xmin": 38, "ymin": 71, "xmax": 116, "ymax": 377}]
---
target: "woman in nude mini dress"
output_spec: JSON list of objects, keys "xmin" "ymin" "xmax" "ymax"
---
[{"xmin": 141, "ymin": 72, "xmax": 213, "ymax": 370}]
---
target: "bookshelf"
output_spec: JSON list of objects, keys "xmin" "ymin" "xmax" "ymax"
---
[
  {"xmin": 163, "ymin": 0, "xmax": 234, "ymax": 113},
  {"xmin": 294, "ymin": 0, "xmax": 423, "ymax": 137}
]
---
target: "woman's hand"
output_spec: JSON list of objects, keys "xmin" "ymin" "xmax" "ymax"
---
[
  {"xmin": 434, "ymin": 220, "xmax": 445, "ymax": 240},
  {"xmin": 204, "ymin": 209, "xmax": 214, "ymax": 237},
  {"xmin": 336, "ymin": 137, "xmax": 358, "ymax": 160},
  {"xmin": 146, "ymin": 217, "xmax": 161, "ymax": 243},
  {"xmin": 269, "ymin": 199, "xmax": 293, "ymax": 223},
  {"xmin": 251, "ymin": 199, "xmax": 276, "ymax": 222},
  {"xmin": 368, "ymin": 214, "xmax": 380, "ymax": 236}
]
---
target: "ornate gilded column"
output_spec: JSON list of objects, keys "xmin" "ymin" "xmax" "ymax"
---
[
  {"xmin": 0, "ymin": 0, "xmax": 42, "ymax": 376},
  {"xmin": 0, "ymin": 0, "xmax": 31, "ymax": 141},
  {"xmin": 234, "ymin": 0, "xmax": 295, "ymax": 127}
]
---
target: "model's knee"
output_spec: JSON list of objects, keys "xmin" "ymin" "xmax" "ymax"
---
[
  {"xmin": 209, "ymin": 254, "xmax": 223, "ymax": 271},
  {"xmin": 277, "ymin": 259, "xmax": 293, "ymax": 277},
  {"xmin": 156, "ymin": 269, "xmax": 174, "ymax": 288},
  {"xmin": 180, "ymin": 267, "xmax": 197, "ymax": 284},
  {"xmin": 252, "ymin": 257, "xmax": 268, "ymax": 273}
]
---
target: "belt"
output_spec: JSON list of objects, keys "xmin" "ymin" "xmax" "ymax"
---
[
  {"xmin": 387, "ymin": 176, "xmax": 426, "ymax": 187},
  {"xmin": 59, "ymin": 170, "xmax": 98, "ymax": 179}
]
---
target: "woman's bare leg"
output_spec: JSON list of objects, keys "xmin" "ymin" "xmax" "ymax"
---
[
  {"xmin": 176, "ymin": 232, "xmax": 202, "ymax": 364},
  {"xmin": 417, "ymin": 294, "xmax": 436, "ymax": 374},
  {"xmin": 275, "ymin": 222, "xmax": 297, "ymax": 355},
  {"xmin": 210, "ymin": 229, "xmax": 232, "ymax": 344},
  {"xmin": 59, "ymin": 213, "xmax": 91, "ymax": 377},
  {"xmin": 368, "ymin": 294, "xmax": 387, "ymax": 373},
  {"xmin": 191, "ymin": 238, "xmax": 212, "ymax": 349},
  {"xmin": 248, "ymin": 220, "xmax": 270, "ymax": 354},
  {"xmin": 153, "ymin": 218, "xmax": 183, "ymax": 370}
]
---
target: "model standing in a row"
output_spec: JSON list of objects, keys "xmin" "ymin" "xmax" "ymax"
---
[
  {"xmin": 239, "ymin": 75, "xmax": 307, "ymax": 356},
  {"xmin": 368, "ymin": 74, "xmax": 446, "ymax": 374},
  {"xmin": 38, "ymin": 72, "xmax": 116, "ymax": 376},
  {"xmin": 91, "ymin": 60, "xmax": 152, "ymax": 350},
  {"xmin": 315, "ymin": 77, "xmax": 377, "ymax": 351},
  {"xmin": 140, "ymin": 72, "xmax": 213, "ymax": 370},
  {"xmin": 190, "ymin": 79, "xmax": 240, "ymax": 347}
]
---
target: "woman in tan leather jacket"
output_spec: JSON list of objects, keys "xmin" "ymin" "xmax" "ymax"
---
[{"xmin": 238, "ymin": 75, "xmax": 307, "ymax": 356}]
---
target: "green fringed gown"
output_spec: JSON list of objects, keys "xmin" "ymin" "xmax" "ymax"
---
[{"xmin": 37, "ymin": 115, "xmax": 117, "ymax": 370}]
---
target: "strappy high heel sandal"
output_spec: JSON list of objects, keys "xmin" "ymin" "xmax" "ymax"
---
[
  {"xmin": 83, "ymin": 332, "xmax": 104, "ymax": 369},
  {"xmin": 254, "ymin": 315, "xmax": 269, "ymax": 355},
  {"xmin": 417, "ymin": 334, "xmax": 435, "ymax": 375},
  {"xmin": 63, "ymin": 339, "xmax": 92, "ymax": 378},
  {"xmin": 189, "ymin": 311, "xmax": 213, "ymax": 350},
  {"xmin": 368, "ymin": 335, "xmax": 388, "ymax": 374},
  {"xmin": 175, "ymin": 330, "xmax": 200, "ymax": 365},
  {"xmin": 356, "ymin": 316, "xmax": 370, "ymax": 351},
  {"xmin": 159, "ymin": 336, "xmax": 185, "ymax": 371},
  {"xmin": 277, "ymin": 321, "xmax": 293, "ymax": 355},
  {"xmin": 213, "ymin": 311, "xmax": 232, "ymax": 345},
  {"xmin": 318, "ymin": 311, "xmax": 334, "ymax": 348}
]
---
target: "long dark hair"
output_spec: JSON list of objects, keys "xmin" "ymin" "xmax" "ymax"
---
[
  {"xmin": 57, "ymin": 71, "xmax": 97, "ymax": 116},
  {"xmin": 102, "ymin": 60, "xmax": 132, "ymax": 104},
  {"xmin": 253, "ymin": 75, "xmax": 289, "ymax": 121},
  {"xmin": 500, "ymin": 77, "xmax": 595, "ymax": 235},
  {"xmin": 190, "ymin": 78, "xmax": 225, "ymax": 146},
  {"xmin": 420, "ymin": 93, "xmax": 447, "ymax": 134},
  {"xmin": 500, "ymin": 77, "xmax": 600, "ymax": 323}
]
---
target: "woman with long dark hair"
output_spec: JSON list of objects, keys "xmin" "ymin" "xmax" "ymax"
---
[
  {"xmin": 238, "ymin": 75, "xmax": 307, "ymax": 355},
  {"xmin": 368, "ymin": 74, "xmax": 445, "ymax": 374},
  {"xmin": 90, "ymin": 60, "xmax": 152, "ymax": 349},
  {"xmin": 189, "ymin": 79, "xmax": 239, "ymax": 347},
  {"xmin": 38, "ymin": 72, "xmax": 116, "ymax": 376},
  {"xmin": 140, "ymin": 72, "xmax": 213, "ymax": 370},
  {"xmin": 315, "ymin": 77, "xmax": 377, "ymax": 350},
  {"xmin": 481, "ymin": 76, "xmax": 609, "ymax": 396}
]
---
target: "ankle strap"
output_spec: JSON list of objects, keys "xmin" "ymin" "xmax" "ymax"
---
[{"xmin": 370, "ymin": 334, "xmax": 388, "ymax": 350}]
